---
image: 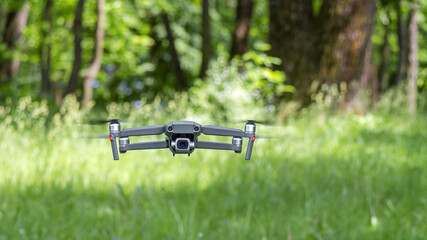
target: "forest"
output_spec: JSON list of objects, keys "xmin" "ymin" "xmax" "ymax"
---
[
  {"xmin": 0, "ymin": 0, "xmax": 425, "ymax": 112},
  {"xmin": 0, "ymin": 0, "xmax": 426, "ymax": 239}
]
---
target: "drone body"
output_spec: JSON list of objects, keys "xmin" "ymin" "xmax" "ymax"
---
[{"xmin": 107, "ymin": 120, "xmax": 257, "ymax": 160}]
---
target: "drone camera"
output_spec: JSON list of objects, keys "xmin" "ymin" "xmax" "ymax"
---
[
  {"xmin": 171, "ymin": 137, "xmax": 195, "ymax": 154},
  {"xmin": 177, "ymin": 139, "xmax": 190, "ymax": 149}
]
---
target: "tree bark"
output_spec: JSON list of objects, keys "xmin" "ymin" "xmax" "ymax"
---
[
  {"xmin": 269, "ymin": 0, "xmax": 378, "ymax": 105},
  {"xmin": 0, "ymin": 2, "xmax": 7, "ymax": 36},
  {"xmin": 40, "ymin": 0, "xmax": 53, "ymax": 98},
  {"xmin": 358, "ymin": 3, "xmax": 377, "ymax": 89},
  {"xmin": 337, "ymin": 0, "xmax": 378, "ymax": 109},
  {"xmin": 269, "ymin": 0, "xmax": 314, "ymax": 100},
  {"xmin": 65, "ymin": 0, "xmax": 85, "ymax": 97},
  {"xmin": 0, "ymin": 2, "xmax": 30, "ymax": 84},
  {"xmin": 395, "ymin": 1, "xmax": 407, "ymax": 85},
  {"xmin": 162, "ymin": 13, "xmax": 187, "ymax": 89},
  {"xmin": 82, "ymin": 0, "xmax": 105, "ymax": 107},
  {"xmin": 199, "ymin": 0, "xmax": 211, "ymax": 79},
  {"xmin": 407, "ymin": 0, "xmax": 419, "ymax": 115},
  {"xmin": 230, "ymin": 0, "xmax": 254, "ymax": 58}
]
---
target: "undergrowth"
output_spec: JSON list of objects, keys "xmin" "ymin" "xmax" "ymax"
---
[{"xmin": 0, "ymin": 95, "xmax": 426, "ymax": 239}]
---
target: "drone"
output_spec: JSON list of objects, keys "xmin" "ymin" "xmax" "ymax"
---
[{"xmin": 94, "ymin": 119, "xmax": 264, "ymax": 160}]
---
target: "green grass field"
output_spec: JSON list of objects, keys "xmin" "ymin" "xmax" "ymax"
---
[{"xmin": 1, "ymin": 110, "xmax": 426, "ymax": 239}]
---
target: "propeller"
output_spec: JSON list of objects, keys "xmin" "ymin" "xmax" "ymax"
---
[
  {"xmin": 225, "ymin": 119, "xmax": 276, "ymax": 125},
  {"xmin": 84, "ymin": 134, "xmax": 110, "ymax": 139},
  {"xmin": 87, "ymin": 119, "xmax": 119, "ymax": 125},
  {"xmin": 85, "ymin": 118, "xmax": 144, "ymax": 125},
  {"xmin": 245, "ymin": 120, "xmax": 273, "ymax": 125},
  {"xmin": 256, "ymin": 135, "xmax": 283, "ymax": 139}
]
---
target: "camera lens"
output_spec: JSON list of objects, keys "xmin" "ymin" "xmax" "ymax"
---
[{"xmin": 177, "ymin": 140, "xmax": 189, "ymax": 149}]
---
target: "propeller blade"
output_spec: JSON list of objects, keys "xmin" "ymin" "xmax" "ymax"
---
[
  {"xmin": 225, "ymin": 119, "xmax": 276, "ymax": 125},
  {"xmin": 85, "ymin": 134, "xmax": 110, "ymax": 139},
  {"xmin": 245, "ymin": 120, "xmax": 275, "ymax": 125},
  {"xmin": 86, "ymin": 119, "xmax": 120, "ymax": 125},
  {"xmin": 255, "ymin": 135, "xmax": 283, "ymax": 139},
  {"xmin": 85, "ymin": 118, "xmax": 145, "ymax": 125}
]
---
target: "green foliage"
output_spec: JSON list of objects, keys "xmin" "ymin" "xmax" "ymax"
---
[
  {"xmin": 418, "ymin": 1, "xmax": 427, "ymax": 89},
  {"xmin": 186, "ymin": 52, "xmax": 291, "ymax": 121},
  {"xmin": 376, "ymin": 84, "xmax": 427, "ymax": 114},
  {"xmin": 1, "ymin": 0, "xmax": 426, "ymax": 112}
]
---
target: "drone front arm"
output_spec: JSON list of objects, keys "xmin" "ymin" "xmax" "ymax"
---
[
  {"xmin": 120, "ymin": 125, "xmax": 165, "ymax": 137},
  {"xmin": 121, "ymin": 140, "xmax": 168, "ymax": 151},
  {"xmin": 110, "ymin": 137, "xmax": 119, "ymax": 160},
  {"xmin": 245, "ymin": 135, "xmax": 255, "ymax": 160},
  {"xmin": 195, "ymin": 141, "xmax": 240, "ymax": 151},
  {"xmin": 202, "ymin": 125, "xmax": 248, "ymax": 137}
]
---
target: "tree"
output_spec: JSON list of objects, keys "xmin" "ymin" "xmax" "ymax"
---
[
  {"xmin": 162, "ymin": 13, "xmax": 187, "ymax": 89},
  {"xmin": 0, "ymin": 2, "xmax": 7, "ymax": 36},
  {"xmin": 230, "ymin": 0, "xmax": 254, "ymax": 58},
  {"xmin": 82, "ymin": 0, "xmax": 105, "ymax": 107},
  {"xmin": 269, "ymin": 0, "xmax": 378, "ymax": 104},
  {"xmin": 0, "ymin": 2, "xmax": 30, "ymax": 84},
  {"xmin": 378, "ymin": 10, "xmax": 391, "ymax": 94},
  {"xmin": 40, "ymin": 0, "xmax": 53, "ymax": 97},
  {"xmin": 65, "ymin": 0, "xmax": 85, "ymax": 97},
  {"xmin": 199, "ymin": 0, "xmax": 211, "ymax": 79},
  {"xmin": 407, "ymin": 0, "xmax": 419, "ymax": 115},
  {"xmin": 395, "ymin": 0, "xmax": 408, "ymax": 85}
]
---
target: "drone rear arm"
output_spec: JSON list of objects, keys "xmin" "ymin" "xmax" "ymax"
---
[{"xmin": 202, "ymin": 125, "xmax": 249, "ymax": 138}]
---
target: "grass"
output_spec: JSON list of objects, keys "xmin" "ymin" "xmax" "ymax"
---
[{"xmin": 0, "ymin": 110, "xmax": 426, "ymax": 239}]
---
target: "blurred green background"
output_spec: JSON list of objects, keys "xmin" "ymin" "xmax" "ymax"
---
[{"xmin": 0, "ymin": 0, "xmax": 426, "ymax": 239}]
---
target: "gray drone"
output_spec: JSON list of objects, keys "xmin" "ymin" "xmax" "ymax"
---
[{"xmin": 95, "ymin": 119, "xmax": 263, "ymax": 160}]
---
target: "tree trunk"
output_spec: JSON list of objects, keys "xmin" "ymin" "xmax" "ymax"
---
[
  {"xmin": 269, "ymin": 0, "xmax": 378, "ymax": 105},
  {"xmin": 269, "ymin": 0, "xmax": 314, "ymax": 101},
  {"xmin": 65, "ymin": 0, "xmax": 85, "ymax": 97},
  {"xmin": 162, "ymin": 13, "xmax": 187, "ymax": 89},
  {"xmin": 395, "ymin": 1, "xmax": 407, "ymax": 86},
  {"xmin": 0, "ymin": 2, "xmax": 7, "ymax": 36},
  {"xmin": 230, "ymin": 0, "xmax": 254, "ymax": 58},
  {"xmin": 82, "ymin": 0, "xmax": 105, "ymax": 107},
  {"xmin": 40, "ymin": 0, "xmax": 53, "ymax": 98},
  {"xmin": 0, "ymin": 2, "xmax": 30, "ymax": 84},
  {"xmin": 407, "ymin": 0, "xmax": 419, "ymax": 115},
  {"xmin": 378, "ymin": 12, "xmax": 391, "ymax": 94},
  {"xmin": 358, "ymin": 4, "xmax": 377, "ymax": 89},
  {"xmin": 338, "ymin": 0, "xmax": 377, "ymax": 110},
  {"xmin": 199, "ymin": 0, "xmax": 211, "ymax": 79}
]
